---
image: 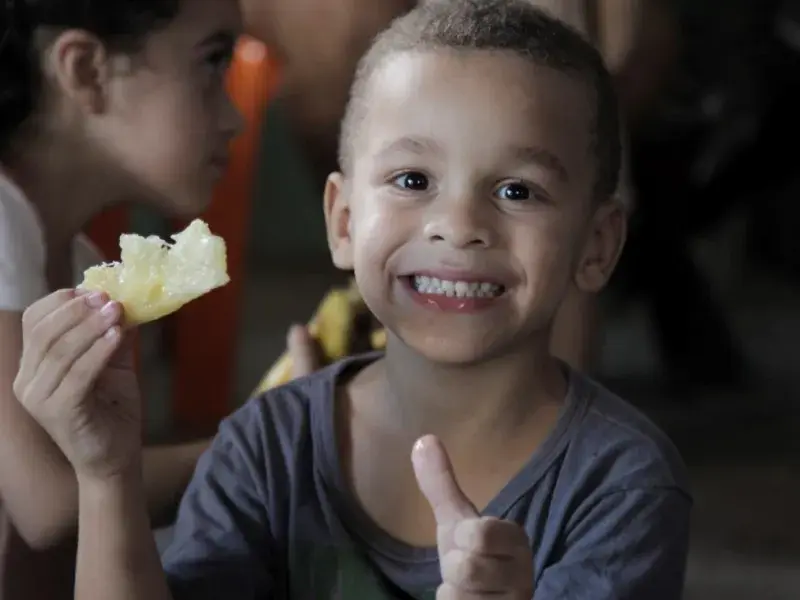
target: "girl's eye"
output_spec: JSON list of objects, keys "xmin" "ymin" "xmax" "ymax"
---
[
  {"xmin": 204, "ymin": 49, "xmax": 233, "ymax": 75},
  {"xmin": 392, "ymin": 172, "xmax": 429, "ymax": 191},
  {"xmin": 496, "ymin": 182, "xmax": 532, "ymax": 202}
]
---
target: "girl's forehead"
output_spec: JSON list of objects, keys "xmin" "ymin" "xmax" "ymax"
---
[{"xmin": 162, "ymin": 0, "xmax": 242, "ymax": 45}]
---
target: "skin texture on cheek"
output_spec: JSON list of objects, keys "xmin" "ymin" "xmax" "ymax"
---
[{"xmin": 348, "ymin": 197, "xmax": 402, "ymax": 317}]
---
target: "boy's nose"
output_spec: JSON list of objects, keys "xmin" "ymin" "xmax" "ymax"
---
[{"xmin": 423, "ymin": 198, "xmax": 494, "ymax": 249}]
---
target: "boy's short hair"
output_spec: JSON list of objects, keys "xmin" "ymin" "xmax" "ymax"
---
[{"xmin": 338, "ymin": 0, "xmax": 622, "ymax": 202}]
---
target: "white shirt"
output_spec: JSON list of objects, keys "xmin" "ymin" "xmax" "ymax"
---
[{"xmin": 0, "ymin": 172, "xmax": 103, "ymax": 311}]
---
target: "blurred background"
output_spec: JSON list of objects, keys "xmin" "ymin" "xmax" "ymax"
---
[{"xmin": 95, "ymin": 0, "xmax": 800, "ymax": 598}]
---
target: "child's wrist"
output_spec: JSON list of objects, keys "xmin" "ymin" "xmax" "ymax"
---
[{"xmin": 76, "ymin": 460, "xmax": 144, "ymax": 500}]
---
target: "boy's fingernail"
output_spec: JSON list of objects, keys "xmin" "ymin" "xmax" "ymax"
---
[{"xmin": 85, "ymin": 292, "xmax": 105, "ymax": 308}]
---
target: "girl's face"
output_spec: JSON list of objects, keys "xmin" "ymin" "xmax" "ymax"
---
[{"xmin": 52, "ymin": 0, "xmax": 244, "ymax": 217}]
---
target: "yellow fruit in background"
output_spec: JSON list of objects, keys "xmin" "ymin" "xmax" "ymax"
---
[
  {"xmin": 80, "ymin": 219, "xmax": 229, "ymax": 325},
  {"xmin": 255, "ymin": 278, "xmax": 390, "ymax": 394},
  {"xmin": 256, "ymin": 278, "xmax": 393, "ymax": 393},
  {"xmin": 256, "ymin": 284, "xmax": 361, "ymax": 392},
  {"xmin": 370, "ymin": 328, "xmax": 387, "ymax": 350}
]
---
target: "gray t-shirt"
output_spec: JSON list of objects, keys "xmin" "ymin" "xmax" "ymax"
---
[{"xmin": 162, "ymin": 354, "xmax": 691, "ymax": 600}]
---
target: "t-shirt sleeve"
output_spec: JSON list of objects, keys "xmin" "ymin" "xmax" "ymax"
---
[
  {"xmin": 535, "ymin": 487, "xmax": 691, "ymax": 600},
  {"xmin": 161, "ymin": 412, "xmax": 277, "ymax": 600},
  {"xmin": 0, "ymin": 181, "xmax": 46, "ymax": 311}
]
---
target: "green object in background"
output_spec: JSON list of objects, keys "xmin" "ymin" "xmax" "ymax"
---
[
  {"xmin": 129, "ymin": 205, "xmax": 169, "ymax": 238},
  {"xmin": 250, "ymin": 98, "xmax": 330, "ymax": 267}
]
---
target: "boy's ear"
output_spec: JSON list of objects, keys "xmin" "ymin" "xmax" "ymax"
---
[
  {"xmin": 46, "ymin": 30, "xmax": 113, "ymax": 115},
  {"xmin": 323, "ymin": 172, "xmax": 355, "ymax": 270},
  {"xmin": 574, "ymin": 200, "xmax": 627, "ymax": 293}
]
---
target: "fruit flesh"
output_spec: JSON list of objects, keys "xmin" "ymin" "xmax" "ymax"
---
[{"xmin": 80, "ymin": 219, "xmax": 229, "ymax": 325}]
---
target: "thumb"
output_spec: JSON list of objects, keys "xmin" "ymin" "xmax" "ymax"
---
[{"xmin": 412, "ymin": 435, "xmax": 478, "ymax": 526}]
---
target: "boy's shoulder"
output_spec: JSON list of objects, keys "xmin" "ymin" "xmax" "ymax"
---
[
  {"xmin": 218, "ymin": 357, "xmax": 690, "ymax": 502},
  {"xmin": 559, "ymin": 368, "xmax": 690, "ymax": 499},
  {"xmin": 255, "ymin": 352, "xmax": 380, "ymax": 408},
  {"xmin": 218, "ymin": 353, "xmax": 379, "ymax": 447}
]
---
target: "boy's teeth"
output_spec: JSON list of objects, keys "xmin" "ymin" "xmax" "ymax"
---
[{"xmin": 412, "ymin": 275, "xmax": 502, "ymax": 298}]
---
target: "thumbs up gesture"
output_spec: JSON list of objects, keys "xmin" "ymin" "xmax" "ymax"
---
[{"xmin": 412, "ymin": 436, "xmax": 535, "ymax": 599}]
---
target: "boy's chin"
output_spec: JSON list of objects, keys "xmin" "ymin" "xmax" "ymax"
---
[{"xmin": 395, "ymin": 330, "xmax": 509, "ymax": 367}]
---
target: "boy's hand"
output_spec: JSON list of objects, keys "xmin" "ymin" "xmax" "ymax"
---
[
  {"xmin": 13, "ymin": 289, "xmax": 143, "ymax": 481},
  {"xmin": 412, "ymin": 436, "xmax": 534, "ymax": 599}
]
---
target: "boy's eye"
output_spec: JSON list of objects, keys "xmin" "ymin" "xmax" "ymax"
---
[
  {"xmin": 392, "ymin": 171, "xmax": 429, "ymax": 191},
  {"xmin": 495, "ymin": 182, "xmax": 531, "ymax": 202}
]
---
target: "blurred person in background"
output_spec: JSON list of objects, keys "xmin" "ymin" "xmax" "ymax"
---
[
  {"xmin": 533, "ymin": 0, "xmax": 680, "ymax": 371},
  {"xmin": 617, "ymin": 0, "xmax": 800, "ymax": 390}
]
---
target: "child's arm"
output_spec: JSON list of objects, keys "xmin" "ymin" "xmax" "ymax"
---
[
  {"xmin": 13, "ymin": 290, "xmax": 274, "ymax": 599},
  {"xmin": 77, "ymin": 467, "xmax": 174, "ymax": 600},
  {"xmin": 143, "ymin": 441, "xmax": 210, "ymax": 529},
  {"xmin": 77, "ymin": 425, "xmax": 274, "ymax": 600},
  {"xmin": 1, "ymin": 308, "xmax": 208, "ymax": 547},
  {"xmin": 0, "ymin": 310, "xmax": 82, "ymax": 546}
]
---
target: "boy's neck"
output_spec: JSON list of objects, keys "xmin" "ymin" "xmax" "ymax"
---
[
  {"xmin": 5, "ymin": 136, "xmax": 125, "ymax": 254},
  {"xmin": 357, "ymin": 334, "xmax": 567, "ymax": 448}
]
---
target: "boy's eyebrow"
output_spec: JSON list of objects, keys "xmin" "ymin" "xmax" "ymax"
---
[
  {"xmin": 509, "ymin": 145, "xmax": 569, "ymax": 181},
  {"xmin": 373, "ymin": 138, "xmax": 568, "ymax": 180},
  {"xmin": 374, "ymin": 136, "xmax": 443, "ymax": 160}
]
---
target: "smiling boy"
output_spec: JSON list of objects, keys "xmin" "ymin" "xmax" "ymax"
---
[{"xmin": 14, "ymin": 2, "xmax": 691, "ymax": 599}]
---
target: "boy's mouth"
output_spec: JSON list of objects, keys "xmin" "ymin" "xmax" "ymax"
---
[
  {"xmin": 408, "ymin": 275, "xmax": 505, "ymax": 298},
  {"xmin": 401, "ymin": 273, "xmax": 507, "ymax": 313}
]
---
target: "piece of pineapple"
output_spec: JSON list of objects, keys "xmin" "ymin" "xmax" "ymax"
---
[{"xmin": 80, "ymin": 219, "xmax": 229, "ymax": 325}]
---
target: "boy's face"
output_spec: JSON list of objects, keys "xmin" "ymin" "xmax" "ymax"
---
[
  {"xmin": 54, "ymin": 0, "xmax": 244, "ymax": 216},
  {"xmin": 325, "ymin": 50, "xmax": 625, "ymax": 364}
]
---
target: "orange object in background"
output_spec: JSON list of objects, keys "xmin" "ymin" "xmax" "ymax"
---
[
  {"xmin": 87, "ymin": 37, "xmax": 280, "ymax": 433},
  {"xmin": 171, "ymin": 38, "xmax": 280, "ymax": 431},
  {"xmin": 87, "ymin": 206, "xmax": 128, "ymax": 262}
]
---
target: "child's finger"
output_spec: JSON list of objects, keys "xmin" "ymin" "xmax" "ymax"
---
[
  {"xmin": 412, "ymin": 435, "xmax": 478, "ymax": 526},
  {"xmin": 106, "ymin": 331, "xmax": 137, "ymax": 370},
  {"xmin": 453, "ymin": 518, "xmax": 530, "ymax": 557},
  {"xmin": 21, "ymin": 289, "xmax": 83, "ymax": 330},
  {"xmin": 288, "ymin": 325, "xmax": 322, "ymax": 378},
  {"xmin": 433, "ymin": 582, "xmax": 480, "ymax": 600},
  {"xmin": 29, "ymin": 302, "xmax": 122, "ymax": 404},
  {"xmin": 55, "ymin": 327, "xmax": 123, "ymax": 405},
  {"xmin": 17, "ymin": 294, "xmax": 108, "ymax": 388},
  {"xmin": 439, "ymin": 549, "xmax": 517, "ymax": 593}
]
